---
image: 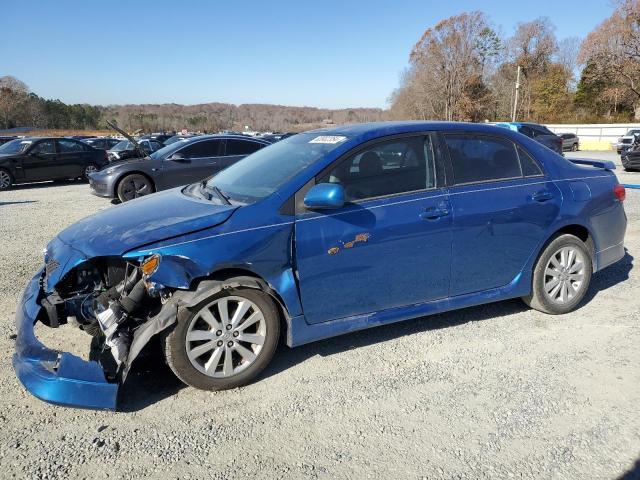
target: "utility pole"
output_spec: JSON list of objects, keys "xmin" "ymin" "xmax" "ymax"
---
[{"xmin": 512, "ymin": 65, "xmax": 521, "ymax": 122}]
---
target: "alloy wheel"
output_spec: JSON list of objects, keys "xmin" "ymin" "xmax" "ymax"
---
[
  {"xmin": 185, "ymin": 296, "xmax": 267, "ymax": 378},
  {"xmin": 84, "ymin": 165, "xmax": 98, "ymax": 177},
  {"xmin": 121, "ymin": 177, "xmax": 151, "ymax": 200},
  {"xmin": 543, "ymin": 246, "xmax": 585, "ymax": 304},
  {"xmin": 0, "ymin": 170, "xmax": 10, "ymax": 189}
]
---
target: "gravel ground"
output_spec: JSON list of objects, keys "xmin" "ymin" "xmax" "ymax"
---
[{"xmin": 0, "ymin": 151, "xmax": 639, "ymax": 479}]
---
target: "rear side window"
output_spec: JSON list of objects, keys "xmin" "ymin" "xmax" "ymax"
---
[
  {"xmin": 31, "ymin": 140, "xmax": 56, "ymax": 154},
  {"xmin": 57, "ymin": 139, "xmax": 86, "ymax": 153},
  {"xmin": 226, "ymin": 139, "xmax": 263, "ymax": 156},
  {"xmin": 178, "ymin": 139, "xmax": 223, "ymax": 158},
  {"xmin": 319, "ymin": 136, "xmax": 436, "ymax": 202},
  {"xmin": 530, "ymin": 125, "xmax": 554, "ymax": 136},
  {"xmin": 445, "ymin": 135, "xmax": 522, "ymax": 185},
  {"xmin": 517, "ymin": 146, "xmax": 543, "ymax": 177},
  {"xmin": 518, "ymin": 126, "xmax": 535, "ymax": 138}
]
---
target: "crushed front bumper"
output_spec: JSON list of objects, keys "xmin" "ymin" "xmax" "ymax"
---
[{"xmin": 12, "ymin": 269, "xmax": 118, "ymax": 410}]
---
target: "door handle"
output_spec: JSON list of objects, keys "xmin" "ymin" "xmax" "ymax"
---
[
  {"xmin": 420, "ymin": 206, "xmax": 450, "ymax": 220},
  {"xmin": 531, "ymin": 191, "xmax": 553, "ymax": 203}
]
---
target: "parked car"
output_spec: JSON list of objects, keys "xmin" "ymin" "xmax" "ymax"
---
[
  {"xmin": 559, "ymin": 133, "xmax": 579, "ymax": 151},
  {"xmin": 67, "ymin": 135, "xmax": 97, "ymax": 140},
  {"xmin": 82, "ymin": 137, "xmax": 122, "ymax": 151},
  {"xmin": 620, "ymin": 136, "xmax": 640, "ymax": 170},
  {"xmin": 107, "ymin": 138, "xmax": 164, "ymax": 162},
  {"xmin": 0, "ymin": 137, "xmax": 108, "ymax": 190},
  {"xmin": 90, "ymin": 134, "xmax": 269, "ymax": 202},
  {"xmin": 615, "ymin": 128, "xmax": 640, "ymax": 154},
  {"xmin": 163, "ymin": 134, "xmax": 198, "ymax": 145},
  {"xmin": 260, "ymin": 132, "xmax": 296, "ymax": 143},
  {"xmin": 495, "ymin": 122, "xmax": 563, "ymax": 154},
  {"xmin": 0, "ymin": 135, "xmax": 17, "ymax": 146},
  {"xmin": 13, "ymin": 121, "xmax": 627, "ymax": 410},
  {"xmin": 139, "ymin": 133, "xmax": 174, "ymax": 144}
]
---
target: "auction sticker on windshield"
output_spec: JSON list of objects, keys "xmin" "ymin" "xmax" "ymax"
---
[{"xmin": 309, "ymin": 135, "xmax": 347, "ymax": 144}]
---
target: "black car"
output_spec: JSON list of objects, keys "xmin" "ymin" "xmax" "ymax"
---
[
  {"xmin": 89, "ymin": 134, "xmax": 270, "ymax": 202},
  {"xmin": 107, "ymin": 138, "xmax": 164, "ymax": 162},
  {"xmin": 82, "ymin": 137, "xmax": 122, "ymax": 151},
  {"xmin": 0, "ymin": 137, "xmax": 109, "ymax": 190}
]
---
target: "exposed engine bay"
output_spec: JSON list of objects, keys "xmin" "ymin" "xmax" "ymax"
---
[{"xmin": 40, "ymin": 255, "xmax": 170, "ymax": 379}]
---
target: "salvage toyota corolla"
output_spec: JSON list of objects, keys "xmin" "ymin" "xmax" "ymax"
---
[{"xmin": 14, "ymin": 122, "xmax": 627, "ymax": 410}]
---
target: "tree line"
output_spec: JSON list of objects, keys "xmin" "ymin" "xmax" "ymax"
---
[
  {"xmin": 390, "ymin": 1, "xmax": 640, "ymax": 124},
  {"xmin": 3, "ymin": 2, "xmax": 640, "ymax": 131},
  {"xmin": 0, "ymin": 75, "xmax": 385, "ymax": 133}
]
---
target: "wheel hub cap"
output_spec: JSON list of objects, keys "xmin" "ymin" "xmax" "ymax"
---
[
  {"xmin": 543, "ymin": 246, "xmax": 586, "ymax": 304},
  {"xmin": 185, "ymin": 296, "xmax": 267, "ymax": 378}
]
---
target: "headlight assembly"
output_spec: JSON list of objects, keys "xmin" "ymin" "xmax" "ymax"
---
[{"xmin": 140, "ymin": 254, "xmax": 161, "ymax": 277}]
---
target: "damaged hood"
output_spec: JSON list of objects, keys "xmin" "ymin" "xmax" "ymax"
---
[{"xmin": 56, "ymin": 187, "xmax": 238, "ymax": 258}]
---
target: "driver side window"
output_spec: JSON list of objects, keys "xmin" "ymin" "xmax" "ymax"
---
[
  {"xmin": 318, "ymin": 136, "xmax": 436, "ymax": 202},
  {"xmin": 31, "ymin": 140, "xmax": 56, "ymax": 154}
]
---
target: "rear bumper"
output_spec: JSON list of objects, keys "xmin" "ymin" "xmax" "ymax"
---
[{"xmin": 12, "ymin": 270, "xmax": 118, "ymax": 410}]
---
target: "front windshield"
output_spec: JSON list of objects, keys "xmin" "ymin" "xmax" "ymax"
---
[
  {"xmin": 0, "ymin": 139, "xmax": 32, "ymax": 154},
  {"xmin": 163, "ymin": 135, "xmax": 188, "ymax": 145},
  {"xmin": 626, "ymin": 130, "xmax": 640, "ymax": 136},
  {"xmin": 149, "ymin": 140, "xmax": 186, "ymax": 160},
  {"xmin": 207, "ymin": 133, "xmax": 348, "ymax": 203}
]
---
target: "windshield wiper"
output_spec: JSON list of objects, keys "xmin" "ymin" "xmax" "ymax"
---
[{"xmin": 200, "ymin": 180, "xmax": 231, "ymax": 205}]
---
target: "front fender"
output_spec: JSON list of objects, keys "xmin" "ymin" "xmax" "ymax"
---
[{"xmin": 124, "ymin": 218, "xmax": 302, "ymax": 318}]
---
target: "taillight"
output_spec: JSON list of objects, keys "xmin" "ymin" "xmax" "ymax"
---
[{"xmin": 614, "ymin": 184, "xmax": 626, "ymax": 202}]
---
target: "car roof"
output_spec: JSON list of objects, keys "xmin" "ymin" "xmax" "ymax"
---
[
  {"xmin": 180, "ymin": 134, "xmax": 270, "ymax": 144},
  {"xmin": 306, "ymin": 121, "xmax": 523, "ymax": 139}
]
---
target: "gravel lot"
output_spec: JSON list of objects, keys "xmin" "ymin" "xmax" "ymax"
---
[{"xmin": 0, "ymin": 151, "xmax": 639, "ymax": 479}]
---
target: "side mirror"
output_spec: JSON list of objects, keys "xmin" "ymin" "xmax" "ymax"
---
[
  {"xmin": 169, "ymin": 152, "xmax": 186, "ymax": 161},
  {"xmin": 303, "ymin": 183, "xmax": 345, "ymax": 210}
]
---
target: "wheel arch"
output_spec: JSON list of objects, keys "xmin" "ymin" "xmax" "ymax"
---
[
  {"xmin": 191, "ymin": 268, "xmax": 294, "ymax": 337},
  {"xmin": 113, "ymin": 170, "xmax": 156, "ymax": 197},
  {"xmin": 531, "ymin": 223, "xmax": 596, "ymax": 276}
]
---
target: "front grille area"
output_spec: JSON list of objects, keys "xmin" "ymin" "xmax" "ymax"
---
[{"xmin": 45, "ymin": 258, "xmax": 60, "ymax": 277}]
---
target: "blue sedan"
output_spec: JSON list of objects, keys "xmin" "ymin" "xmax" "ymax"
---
[{"xmin": 13, "ymin": 121, "xmax": 627, "ymax": 410}]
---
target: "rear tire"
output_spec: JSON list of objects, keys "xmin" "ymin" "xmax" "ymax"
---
[
  {"xmin": 83, "ymin": 163, "xmax": 98, "ymax": 180},
  {"xmin": 0, "ymin": 168, "xmax": 13, "ymax": 190},
  {"xmin": 162, "ymin": 287, "xmax": 280, "ymax": 391},
  {"xmin": 116, "ymin": 173, "xmax": 154, "ymax": 202},
  {"xmin": 523, "ymin": 234, "xmax": 592, "ymax": 314}
]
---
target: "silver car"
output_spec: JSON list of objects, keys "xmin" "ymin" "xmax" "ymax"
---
[{"xmin": 89, "ymin": 134, "xmax": 270, "ymax": 202}]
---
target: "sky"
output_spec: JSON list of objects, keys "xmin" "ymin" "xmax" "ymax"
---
[{"xmin": 0, "ymin": 0, "xmax": 615, "ymax": 109}]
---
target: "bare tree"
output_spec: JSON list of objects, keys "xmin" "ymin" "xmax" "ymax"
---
[
  {"xmin": 391, "ymin": 11, "xmax": 493, "ymax": 121},
  {"xmin": 579, "ymin": 0, "xmax": 640, "ymax": 117},
  {"xmin": 0, "ymin": 76, "xmax": 28, "ymax": 129}
]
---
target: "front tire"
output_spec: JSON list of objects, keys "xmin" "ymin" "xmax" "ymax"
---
[
  {"xmin": 523, "ymin": 234, "xmax": 592, "ymax": 314},
  {"xmin": 572, "ymin": 143, "xmax": 578, "ymax": 151},
  {"xmin": 163, "ymin": 287, "xmax": 280, "ymax": 391},
  {"xmin": 0, "ymin": 168, "xmax": 13, "ymax": 190},
  {"xmin": 116, "ymin": 173, "xmax": 154, "ymax": 202}
]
